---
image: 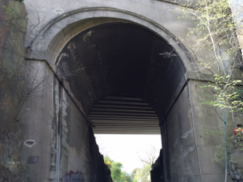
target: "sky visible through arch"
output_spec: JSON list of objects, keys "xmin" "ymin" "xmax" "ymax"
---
[{"xmin": 95, "ymin": 134, "xmax": 162, "ymax": 174}]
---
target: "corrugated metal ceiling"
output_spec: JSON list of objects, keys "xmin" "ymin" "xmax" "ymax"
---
[{"xmin": 89, "ymin": 95, "xmax": 160, "ymax": 134}]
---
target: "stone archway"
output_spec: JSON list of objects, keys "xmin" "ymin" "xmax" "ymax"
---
[
  {"xmin": 25, "ymin": 8, "xmax": 195, "ymax": 72},
  {"xmin": 54, "ymin": 22, "xmax": 198, "ymax": 181},
  {"xmin": 21, "ymin": 15, "xmax": 226, "ymax": 182},
  {"xmin": 0, "ymin": 0, "xmax": 236, "ymax": 181}
]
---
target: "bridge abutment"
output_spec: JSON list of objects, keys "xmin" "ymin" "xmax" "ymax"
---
[{"xmin": 0, "ymin": 0, "xmax": 242, "ymax": 181}]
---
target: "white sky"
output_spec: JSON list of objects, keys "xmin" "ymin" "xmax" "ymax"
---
[{"xmin": 95, "ymin": 134, "xmax": 162, "ymax": 174}]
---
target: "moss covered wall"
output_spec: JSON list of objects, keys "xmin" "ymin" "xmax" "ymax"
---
[{"xmin": 0, "ymin": 0, "xmax": 27, "ymax": 181}]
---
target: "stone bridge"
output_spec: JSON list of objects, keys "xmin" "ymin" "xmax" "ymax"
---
[{"xmin": 0, "ymin": 0, "xmax": 243, "ymax": 181}]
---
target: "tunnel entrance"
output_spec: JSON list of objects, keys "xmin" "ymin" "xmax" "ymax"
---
[
  {"xmin": 55, "ymin": 22, "xmax": 199, "ymax": 181},
  {"xmin": 56, "ymin": 22, "xmax": 186, "ymax": 133}
]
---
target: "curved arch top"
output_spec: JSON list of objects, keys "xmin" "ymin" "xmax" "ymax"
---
[{"xmin": 26, "ymin": 7, "xmax": 196, "ymax": 72}]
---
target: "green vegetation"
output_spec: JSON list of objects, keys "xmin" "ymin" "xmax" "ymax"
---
[
  {"xmin": 104, "ymin": 156, "xmax": 132, "ymax": 182},
  {"xmin": 177, "ymin": 0, "xmax": 243, "ymax": 170},
  {"xmin": 179, "ymin": 0, "xmax": 243, "ymax": 116},
  {"xmin": 131, "ymin": 164, "xmax": 151, "ymax": 182}
]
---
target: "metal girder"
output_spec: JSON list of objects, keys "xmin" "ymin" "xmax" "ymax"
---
[{"xmin": 89, "ymin": 95, "xmax": 160, "ymax": 134}]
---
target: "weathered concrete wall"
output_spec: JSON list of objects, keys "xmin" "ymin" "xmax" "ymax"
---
[
  {"xmin": 0, "ymin": 0, "xmax": 237, "ymax": 181},
  {"xmin": 188, "ymin": 80, "xmax": 243, "ymax": 182},
  {"xmin": 160, "ymin": 79, "xmax": 235, "ymax": 181},
  {"xmin": 19, "ymin": 60, "xmax": 110, "ymax": 182},
  {"xmin": 0, "ymin": 0, "xmax": 27, "ymax": 181},
  {"xmin": 20, "ymin": 60, "xmax": 54, "ymax": 181},
  {"xmin": 23, "ymin": 0, "xmax": 194, "ymax": 47},
  {"xmin": 23, "ymin": 0, "xmax": 198, "ymax": 73},
  {"xmin": 57, "ymin": 81, "xmax": 91, "ymax": 182},
  {"xmin": 161, "ymin": 84, "xmax": 201, "ymax": 181},
  {"xmin": 23, "ymin": 0, "xmax": 240, "ymax": 77},
  {"xmin": 188, "ymin": 80, "xmax": 226, "ymax": 181}
]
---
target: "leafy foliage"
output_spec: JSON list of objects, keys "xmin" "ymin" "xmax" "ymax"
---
[
  {"xmin": 132, "ymin": 164, "xmax": 151, "ymax": 182},
  {"xmin": 104, "ymin": 156, "xmax": 132, "ymax": 182},
  {"xmin": 178, "ymin": 0, "xmax": 243, "ymax": 163}
]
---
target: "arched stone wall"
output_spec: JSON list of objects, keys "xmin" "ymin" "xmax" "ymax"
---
[
  {"xmin": 26, "ymin": 8, "xmax": 196, "ymax": 73},
  {"xmin": 19, "ymin": 1, "xmax": 234, "ymax": 182}
]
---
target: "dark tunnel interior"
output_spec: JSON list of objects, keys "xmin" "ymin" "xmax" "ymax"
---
[{"xmin": 55, "ymin": 22, "xmax": 186, "ymax": 134}]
